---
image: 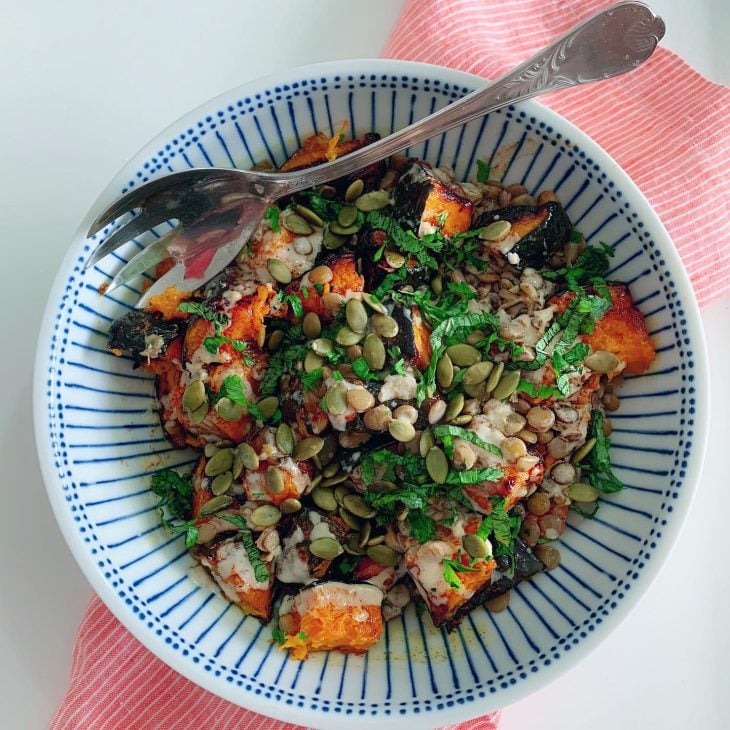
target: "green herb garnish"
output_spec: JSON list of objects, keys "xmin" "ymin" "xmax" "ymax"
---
[
  {"xmin": 150, "ymin": 469, "xmax": 198, "ymax": 547},
  {"xmin": 581, "ymin": 410, "xmax": 624, "ymax": 493},
  {"xmin": 476, "ymin": 159, "xmax": 491, "ymax": 183},
  {"xmin": 219, "ymin": 514, "xmax": 270, "ymax": 583},
  {"xmin": 265, "ymin": 205, "xmax": 281, "ymax": 232},
  {"xmin": 301, "ymin": 368, "xmax": 324, "ymax": 390},
  {"xmin": 432, "ymin": 424, "xmax": 502, "ymax": 459},
  {"xmin": 442, "ymin": 557, "xmax": 480, "ymax": 589}
]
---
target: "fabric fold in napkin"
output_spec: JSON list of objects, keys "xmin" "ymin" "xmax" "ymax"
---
[{"xmin": 53, "ymin": 1, "xmax": 729, "ymax": 728}]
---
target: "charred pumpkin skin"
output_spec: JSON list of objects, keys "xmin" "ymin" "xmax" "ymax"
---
[
  {"xmin": 108, "ymin": 310, "xmax": 184, "ymax": 366},
  {"xmin": 476, "ymin": 201, "xmax": 572, "ymax": 270},
  {"xmin": 390, "ymin": 305, "xmax": 432, "ymax": 371}
]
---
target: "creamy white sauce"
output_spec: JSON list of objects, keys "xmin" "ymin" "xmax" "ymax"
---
[
  {"xmin": 276, "ymin": 526, "xmax": 313, "ymax": 584},
  {"xmin": 407, "ymin": 541, "xmax": 460, "ymax": 605},
  {"xmin": 378, "ymin": 374, "xmax": 417, "ymax": 402},
  {"xmin": 292, "ymin": 582, "xmax": 383, "ymax": 614}
]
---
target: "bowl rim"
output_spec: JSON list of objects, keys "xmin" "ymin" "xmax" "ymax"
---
[{"xmin": 34, "ymin": 57, "xmax": 710, "ymax": 729}]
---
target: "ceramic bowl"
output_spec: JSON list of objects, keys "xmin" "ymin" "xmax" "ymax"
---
[{"xmin": 34, "ymin": 59, "xmax": 708, "ymax": 728}]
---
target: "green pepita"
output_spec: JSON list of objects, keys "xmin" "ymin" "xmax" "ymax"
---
[
  {"xmin": 334, "ymin": 484, "xmax": 351, "ymax": 507},
  {"xmin": 463, "ymin": 380, "xmax": 488, "ymax": 399},
  {"xmin": 445, "ymin": 392, "xmax": 465, "ymax": 422},
  {"xmin": 337, "ymin": 205, "xmax": 359, "ymax": 228},
  {"xmin": 344, "ymin": 533, "xmax": 366, "ymax": 555},
  {"xmin": 367, "ymin": 534, "xmax": 385, "ymax": 546},
  {"xmin": 358, "ymin": 520, "xmax": 372, "ymax": 549},
  {"xmin": 463, "ymin": 361, "xmax": 494, "ymax": 387},
  {"xmin": 326, "ymin": 384, "xmax": 348, "ymax": 416},
  {"xmin": 199, "ymin": 494, "xmax": 233, "ymax": 516},
  {"xmin": 204, "ymin": 443, "xmax": 219, "ymax": 458},
  {"xmin": 479, "ymin": 220, "xmax": 512, "ymax": 241},
  {"xmin": 283, "ymin": 213, "xmax": 313, "ymax": 236},
  {"xmin": 329, "ymin": 221, "xmax": 360, "ymax": 236},
  {"xmin": 485, "ymin": 361, "xmax": 505, "ymax": 392},
  {"xmin": 266, "ymin": 466, "xmax": 285, "ymax": 494},
  {"xmin": 361, "ymin": 292, "xmax": 387, "ymax": 314},
  {"xmin": 309, "ymin": 536, "xmax": 343, "ymax": 560},
  {"xmin": 293, "ymin": 436, "xmax": 325, "ymax": 461},
  {"xmin": 251, "ymin": 503, "xmax": 282, "ymax": 527},
  {"xmin": 267, "ymin": 258, "xmax": 292, "ymax": 285},
  {"xmin": 336, "ymin": 326, "xmax": 364, "ymax": 347},
  {"xmin": 304, "ymin": 351, "xmax": 324, "ymax": 372},
  {"xmin": 492, "ymin": 369, "xmax": 521, "ymax": 401},
  {"xmin": 267, "ymin": 329, "xmax": 285, "ymax": 351},
  {"xmin": 311, "ymin": 486, "xmax": 337, "ymax": 512},
  {"xmin": 566, "ymin": 481, "xmax": 600, "ymax": 502},
  {"xmin": 446, "ymin": 343, "xmax": 482, "ymax": 367},
  {"xmin": 275, "ymin": 423, "xmax": 294, "ymax": 454},
  {"xmin": 571, "ymin": 437, "xmax": 597, "ymax": 464},
  {"xmin": 384, "ymin": 249, "xmax": 405, "ymax": 268},
  {"xmin": 316, "ymin": 434, "xmax": 338, "ymax": 466},
  {"xmin": 342, "ymin": 494, "xmax": 377, "ymax": 519},
  {"xmin": 463, "ymin": 533, "xmax": 490, "ymax": 559},
  {"xmin": 450, "ymin": 414, "xmax": 473, "ymax": 425},
  {"xmin": 354, "ymin": 189, "xmax": 390, "ymax": 211},
  {"xmin": 338, "ymin": 507, "xmax": 362, "ymax": 531},
  {"xmin": 205, "ymin": 448, "xmax": 234, "ymax": 477},
  {"xmin": 256, "ymin": 396, "xmax": 279, "ymax": 419},
  {"xmin": 431, "ymin": 274, "xmax": 443, "ymax": 296},
  {"xmin": 211, "ymin": 471, "xmax": 233, "ymax": 496},
  {"xmin": 323, "ymin": 229, "xmax": 346, "ymax": 250},
  {"xmin": 466, "ymin": 330, "xmax": 486, "ymax": 346},
  {"xmin": 366, "ymin": 544, "xmax": 400, "ymax": 568},
  {"xmin": 235, "ymin": 442, "xmax": 259, "ymax": 471},
  {"xmin": 280, "ymin": 497, "xmax": 302, "ymax": 514},
  {"xmin": 345, "ymin": 299, "xmax": 368, "ymax": 334},
  {"xmin": 371, "ymin": 313, "xmax": 399, "ymax": 338},
  {"xmin": 363, "ymin": 334, "xmax": 386, "ymax": 370},
  {"xmin": 321, "ymin": 471, "xmax": 348, "ymax": 487},
  {"xmin": 311, "ymin": 338, "xmax": 334, "ymax": 356},
  {"xmin": 188, "ymin": 401, "xmax": 209, "ymax": 425},
  {"xmin": 388, "ymin": 418, "xmax": 416, "ymax": 443},
  {"xmin": 426, "ymin": 446, "xmax": 449, "ymax": 484},
  {"xmin": 302, "ymin": 312, "xmax": 322, "ymax": 339},
  {"xmin": 344, "ymin": 178, "xmax": 364, "ymax": 202},
  {"xmin": 323, "ymin": 462, "xmax": 340, "ymax": 479},
  {"xmin": 294, "ymin": 204, "xmax": 324, "ymax": 227},
  {"xmin": 419, "ymin": 428, "xmax": 435, "ymax": 458},
  {"xmin": 584, "ymin": 350, "xmax": 620, "ymax": 373},
  {"xmin": 436, "ymin": 353, "xmax": 454, "ymax": 389},
  {"xmin": 182, "ymin": 380, "xmax": 206, "ymax": 412},
  {"xmin": 214, "ymin": 397, "xmax": 243, "ymax": 421}
]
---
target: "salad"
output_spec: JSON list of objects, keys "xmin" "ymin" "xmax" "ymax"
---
[{"xmin": 108, "ymin": 130, "xmax": 655, "ymax": 659}]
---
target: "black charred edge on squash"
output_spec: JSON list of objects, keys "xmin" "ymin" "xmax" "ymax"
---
[
  {"xmin": 439, "ymin": 539, "xmax": 545, "ymax": 631},
  {"xmin": 355, "ymin": 227, "xmax": 431, "ymax": 291},
  {"xmin": 108, "ymin": 311, "xmax": 183, "ymax": 366},
  {"xmin": 475, "ymin": 202, "xmax": 572, "ymax": 271},
  {"xmin": 390, "ymin": 162, "xmax": 436, "ymax": 233}
]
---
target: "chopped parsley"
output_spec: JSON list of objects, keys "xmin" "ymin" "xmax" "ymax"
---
[
  {"xmin": 220, "ymin": 514, "xmax": 270, "ymax": 583},
  {"xmin": 337, "ymin": 554, "xmax": 360, "ymax": 577},
  {"xmin": 476, "ymin": 159, "xmax": 491, "ymax": 183},
  {"xmin": 150, "ymin": 469, "xmax": 198, "ymax": 548},
  {"xmin": 432, "ymin": 424, "xmax": 502, "ymax": 459},
  {"xmin": 214, "ymin": 374, "xmax": 273, "ymax": 422},
  {"xmin": 301, "ymin": 368, "xmax": 324, "ymax": 390},
  {"xmin": 178, "ymin": 301, "xmax": 231, "ymax": 328},
  {"xmin": 272, "ymin": 627, "xmax": 286, "ymax": 645},
  {"xmin": 442, "ymin": 557, "xmax": 480, "ymax": 589},
  {"xmin": 265, "ymin": 205, "xmax": 281, "ymax": 233},
  {"xmin": 407, "ymin": 511, "xmax": 437, "ymax": 543},
  {"xmin": 297, "ymin": 190, "xmax": 343, "ymax": 222},
  {"xmin": 581, "ymin": 410, "xmax": 624, "ymax": 493},
  {"xmin": 275, "ymin": 291, "xmax": 304, "ymax": 318},
  {"xmin": 476, "ymin": 497, "xmax": 521, "ymax": 570},
  {"xmin": 542, "ymin": 242, "xmax": 614, "ymax": 291},
  {"xmin": 351, "ymin": 357, "xmax": 382, "ymax": 382}
]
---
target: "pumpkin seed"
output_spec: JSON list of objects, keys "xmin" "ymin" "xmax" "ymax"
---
[
  {"xmin": 492, "ymin": 369, "xmax": 521, "ymax": 400},
  {"xmin": 267, "ymin": 258, "xmax": 292, "ymax": 285},
  {"xmin": 267, "ymin": 329, "xmax": 285, "ymax": 351},
  {"xmin": 463, "ymin": 361, "xmax": 494, "ymax": 387},
  {"xmin": 466, "ymin": 330, "xmax": 486, "ymax": 346},
  {"xmin": 334, "ymin": 484, "xmax": 351, "ymax": 507},
  {"xmin": 302, "ymin": 312, "xmax": 322, "ymax": 339},
  {"xmin": 463, "ymin": 380, "xmax": 488, "ymax": 399},
  {"xmin": 371, "ymin": 313, "xmax": 399, "ymax": 338},
  {"xmin": 367, "ymin": 534, "xmax": 385, "ymax": 546},
  {"xmin": 275, "ymin": 423, "xmax": 294, "ymax": 454},
  {"xmin": 236, "ymin": 442, "xmax": 259, "ymax": 471},
  {"xmin": 323, "ymin": 229, "xmax": 346, "ymax": 250},
  {"xmin": 566, "ymin": 481, "xmax": 600, "ymax": 502},
  {"xmin": 308, "ymin": 536, "xmax": 342, "ymax": 560},
  {"xmin": 251, "ymin": 503, "xmax": 282, "ymax": 527},
  {"xmin": 451, "ymin": 414, "xmax": 473, "ymax": 425},
  {"xmin": 182, "ymin": 380, "xmax": 206, "ymax": 412},
  {"xmin": 294, "ymin": 204, "xmax": 324, "ymax": 227},
  {"xmin": 345, "ymin": 300, "xmax": 368, "ymax": 335},
  {"xmin": 463, "ymin": 533, "xmax": 490, "ymax": 559},
  {"xmin": 366, "ymin": 544, "xmax": 399, "ymax": 568},
  {"xmin": 479, "ymin": 220, "xmax": 512, "ymax": 241},
  {"xmin": 485, "ymin": 361, "xmax": 505, "ymax": 392},
  {"xmin": 371, "ymin": 480, "xmax": 396, "ymax": 492},
  {"xmin": 326, "ymin": 384, "xmax": 348, "ymax": 416},
  {"xmin": 361, "ymin": 292, "xmax": 387, "ymax": 314},
  {"xmin": 419, "ymin": 428, "xmax": 435, "ymax": 458},
  {"xmin": 317, "ymin": 434, "xmax": 338, "ymax": 466},
  {"xmin": 204, "ymin": 443, "xmax": 219, "ymax": 458},
  {"xmin": 584, "ymin": 350, "xmax": 620, "ymax": 373},
  {"xmin": 304, "ymin": 351, "xmax": 324, "ymax": 372},
  {"xmin": 343, "ymin": 494, "xmax": 377, "ymax": 519},
  {"xmin": 311, "ymin": 486, "xmax": 337, "ymax": 512},
  {"xmin": 358, "ymin": 520, "xmax": 372, "ymax": 548},
  {"xmin": 337, "ymin": 205, "xmax": 358, "ymax": 228},
  {"xmin": 336, "ymin": 326, "xmax": 364, "ymax": 347},
  {"xmin": 344, "ymin": 178, "xmax": 364, "ymax": 201},
  {"xmin": 571, "ymin": 437, "xmax": 597, "ymax": 464},
  {"xmin": 363, "ymin": 334, "xmax": 386, "ymax": 370},
  {"xmin": 384, "ymin": 249, "xmax": 405, "ymax": 268},
  {"xmin": 426, "ymin": 446, "xmax": 449, "ymax": 484},
  {"xmin": 323, "ymin": 462, "xmax": 340, "ymax": 479},
  {"xmin": 283, "ymin": 213, "xmax": 313, "ymax": 236},
  {"xmin": 354, "ymin": 189, "xmax": 390, "ymax": 211},
  {"xmin": 188, "ymin": 401, "xmax": 209, "ymax": 424},
  {"xmin": 205, "ymin": 448, "xmax": 234, "ymax": 476},
  {"xmin": 311, "ymin": 338, "xmax": 334, "ymax": 356},
  {"xmin": 347, "ymin": 386, "xmax": 375, "ymax": 412},
  {"xmin": 214, "ymin": 397, "xmax": 243, "ymax": 421},
  {"xmin": 256, "ymin": 396, "xmax": 279, "ymax": 419},
  {"xmin": 209, "ymin": 470, "xmax": 232, "ymax": 496},
  {"xmin": 436, "ymin": 353, "xmax": 454, "ymax": 389},
  {"xmin": 446, "ymin": 343, "xmax": 482, "ymax": 366},
  {"xmin": 389, "ymin": 418, "xmax": 416, "ymax": 443},
  {"xmin": 199, "ymin": 494, "xmax": 233, "ymax": 516},
  {"xmin": 344, "ymin": 533, "xmax": 366, "ymax": 555},
  {"xmin": 293, "ymin": 436, "xmax": 324, "ymax": 461},
  {"xmin": 279, "ymin": 498, "xmax": 301, "ymax": 515},
  {"xmin": 266, "ymin": 466, "xmax": 285, "ymax": 494},
  {"xmin": 445, "ymin": 393, "xmax": 465, "ymax": 422},
  {"xmin": 329, "ymin": 221, "xmax": 360, "ymax": 236},
  {"xmin": 321, "ymin": 471, "xmax": 348, "ymax": 487},
  {"xmin": 338, "ymin": 507, "xmax": 362, "ymax": 530},
  {"xmin": 431, "ymin": 274, "xmax": 443, "ymax": 296},
  {"xmin": 428, "ymin": 400, "xmax": 447, "ymax": 424}
]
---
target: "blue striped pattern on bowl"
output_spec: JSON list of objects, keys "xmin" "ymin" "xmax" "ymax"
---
[{"xmin": 35, "ymin": 60, "xmax": 708, "ymax": 728}]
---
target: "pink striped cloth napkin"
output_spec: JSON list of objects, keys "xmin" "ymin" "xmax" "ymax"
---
[{"xmin": 52, "ymin": 2, "xmax": 730, "ymax": 729}]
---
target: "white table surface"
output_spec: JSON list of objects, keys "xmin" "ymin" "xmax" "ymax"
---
[{"xmin": 1, "ymin": 1, "xmax": 727, "ymax": 728}]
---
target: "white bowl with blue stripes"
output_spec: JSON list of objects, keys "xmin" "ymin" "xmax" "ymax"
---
[{"xmin": 34, "ymin": 59, "xmax": 708, "ymax": 728}]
